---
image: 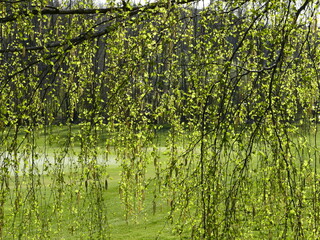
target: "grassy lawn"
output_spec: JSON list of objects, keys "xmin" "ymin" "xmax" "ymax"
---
[
  {"xmin": 0, "ymin": 125, "xmax": 184, "ymax": 239},
  {"xmin": 2, "ymin": 124, "xmax": 320, "ymax": 239},
  {"xmin": 2, "ymin": 159, "xmax": 182, "ymax": 239}
]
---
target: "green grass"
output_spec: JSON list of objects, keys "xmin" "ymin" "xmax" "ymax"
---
[
  {"xmin": 3, "ymin": 162, "xmax": 181, "ymax": 239},
  {"xmin": 0, "ymin": 124, "xmax": 179, "ymax": 239},
  {"xmin": 3, "ymin": 124, "xmax": 320, "ymax": 239}
]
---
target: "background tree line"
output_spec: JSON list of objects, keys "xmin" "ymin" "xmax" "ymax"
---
[{"xmin": 2, "ymin": 0, "xmax": 317, "ymax": 127}]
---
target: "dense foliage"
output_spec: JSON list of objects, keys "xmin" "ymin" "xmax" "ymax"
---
[{"xmin": 1, "ymin": 0, "xmax": 320, "ymax": 239}]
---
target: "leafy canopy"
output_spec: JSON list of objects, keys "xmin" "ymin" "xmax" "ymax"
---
[{"xmin": 1, "ymin": 0, "xmax": 320, "ymax": 239}]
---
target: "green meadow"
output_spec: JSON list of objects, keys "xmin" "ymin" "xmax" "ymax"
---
[
  {"xmin": 1, "ymin": 124, "xmax": 320, "ymax": 239},
  {"xmin": 0, "ymin": 125, "xmax": 183, "ymax": 239}
]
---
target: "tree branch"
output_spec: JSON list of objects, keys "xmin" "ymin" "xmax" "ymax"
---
[
  {"xmin": 0, "ymin": 0, "xmax": 195, "ymax": 23},
  {"xmin": 295, "ymin": 0, "xmax": 311, "ymax": 20},
  {"xmin": 0, "ymin": 0, "xmax": 26, "ymax": 2},
  {"xmin": 0, "ymin": 0, "xmax": 196, "ymax": 54},
  {"xmin": 0, "ymin": 15, "xmax": 122, "ymax": 53}
]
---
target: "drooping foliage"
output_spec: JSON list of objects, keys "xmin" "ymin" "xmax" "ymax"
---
[{"xmin": 1, "ymin": 0, "xmax": 320, "ymax": 239}]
